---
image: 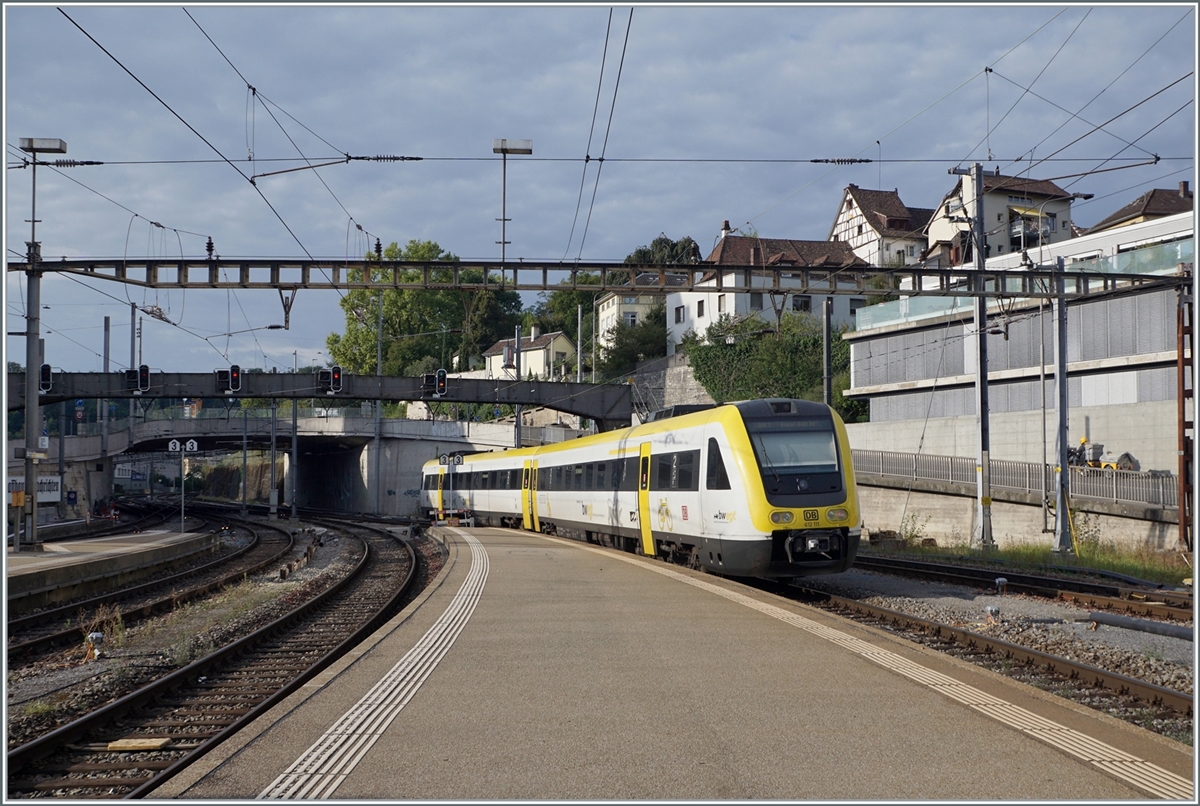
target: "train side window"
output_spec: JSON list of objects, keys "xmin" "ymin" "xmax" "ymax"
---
[
  {"xmin": 574, "ymin": 465, "xmax": 583, "ymax": 490},
  {"xmin": 554, "ymin": 466, "xmax": 564, "ymax": 488},
  {"xmin": 707, "ymin": 438, "xmax": 731, "ymax": 489},
  {"xmin": 596, "ymin": 462, "xmax": 606, "ymax": 489},
  {"xmin": 676, "ymin": 450, "xmax": 698, "ymax": 490},
  {"xmin": 624, "ymin": 457, "xmax": 639, "ymax": 491},
  {"xmin": 585, "ymin": 463, "xmax": 594, "ymax": 489}
]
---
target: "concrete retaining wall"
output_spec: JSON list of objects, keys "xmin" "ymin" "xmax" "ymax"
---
[
  {"xmin": 845, "ymin": 400, "xmax": 1179, "ymax": 473},
  {"xmin": 858, "ymin": 481, "xmax": 1179, "ymax": 553}
]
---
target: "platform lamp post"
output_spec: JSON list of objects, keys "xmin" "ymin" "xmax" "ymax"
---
[
  {"xmin": 494, "ymin": 139, "xmax": 531, "ymax": 447},
  {"xmin": 18, "ymin": 137, "xmax": 67, "ymax": 552},
  {"xmin": 493, "ymin": 139, "xmax": 533, "ymax": 280}
]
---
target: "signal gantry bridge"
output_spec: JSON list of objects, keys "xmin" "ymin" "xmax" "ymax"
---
[{"xmin": 6, "ymin": 257, "xmax": 1184, "ymax": 299}]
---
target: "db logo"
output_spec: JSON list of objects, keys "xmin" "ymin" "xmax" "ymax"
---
[{"xmin": 803, "ymin": 510, "xmax": 819, "ymax": 522}]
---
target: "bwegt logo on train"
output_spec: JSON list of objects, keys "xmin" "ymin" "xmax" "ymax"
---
[{"xmin": 803, "ymin": 510, "xmax": 819, "ymax": 522}]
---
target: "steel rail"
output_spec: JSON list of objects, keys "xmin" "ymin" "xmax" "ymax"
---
[
  {"xmin": 6, "ymin": 519, "xmax": 295, "ymax": 660},
  {"xmin": 798, "ymin": 586, "xmax": 1193, "ymax": 716},
  {"xmin": 7, "ymin": 523, "xmax": 417, "ymax": 798}
]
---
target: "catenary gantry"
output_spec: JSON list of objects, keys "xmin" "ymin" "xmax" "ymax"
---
[{"xmin": 5, "ymin": 258, "xmax": 1183, "ymax": 299}]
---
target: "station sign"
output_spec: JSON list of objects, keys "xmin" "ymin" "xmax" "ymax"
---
[
  {"xmin": 168, "ymin": 439, "xmax": 200, "ymax": 453},
  {"xmin": 6, "ymin": 475, "xmax": 63, "ymax": 503}
]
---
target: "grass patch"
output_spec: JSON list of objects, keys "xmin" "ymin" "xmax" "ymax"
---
[{"xmin": 871, "ymin": 540, "xmax": 1191, "ymax": 587}]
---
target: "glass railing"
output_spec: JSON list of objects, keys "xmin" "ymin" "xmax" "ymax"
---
[{"xmin": 855, "ymin": 237, "xmax": 1192, "ymax": 331}]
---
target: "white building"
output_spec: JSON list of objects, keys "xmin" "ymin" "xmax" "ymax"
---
[
  {"xmin": 923, "ymin": 171, "xmax": 1083, "ymax": 267},
  {"xmin": 828, "ymin": 184, "xmax": 933, "ymax": 266},
  {"xmin": 665, "ymin": 223, "xmax": 868, "ymax": 354}
]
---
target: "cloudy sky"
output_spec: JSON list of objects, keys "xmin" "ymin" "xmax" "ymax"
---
[{"xmin": 4, "ymin": 2, "xmax": 1196, "ymax": 376}]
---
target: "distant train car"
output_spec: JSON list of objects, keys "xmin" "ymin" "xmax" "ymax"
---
[{"xmin": 420, "ymin": 398, "xmax": 860, "ymax": 578}]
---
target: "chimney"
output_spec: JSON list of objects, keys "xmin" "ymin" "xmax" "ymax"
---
[
  {"xmin": 1181, "ymin": 181, "xmax": 1192, "ymax": 199},
  {"xmin": 720, "ymin": 220, "xmax": 733, "ymax": 239},
  {"xmin": 530, "ymin": 325, "xmax": 541, "ymax": 340},
  {"xmin": 750, "ymin": 245, "xmax": 762, "ymax": 266}
]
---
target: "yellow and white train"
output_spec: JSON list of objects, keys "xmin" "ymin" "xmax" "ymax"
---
[{"xmin": 420, "ymin": 398, "xmax": 860, "ymax": 578}]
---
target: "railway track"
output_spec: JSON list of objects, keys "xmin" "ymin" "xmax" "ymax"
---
[
  {"xmin": 6, "ymin": 519, "xmax": 295, "ymax": 663},
  {"xmin": 853, "ymin": 555, "xmax": 1194, "ymax": 622},
  {"xmin": 6, "ymin": 518, "xmax": 421, "ymax": 799},
  {"xmin": 792, "ymin": 583, "xmax": 1193, "ymax": 717}
]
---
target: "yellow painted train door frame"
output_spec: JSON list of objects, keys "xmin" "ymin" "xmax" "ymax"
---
[
  {"xmin": 530, "ymin": 460, "xmax": 540, "ymax": 533},
  {"xmin": 436, "ymin": 467, "xmax": 445, "ymax": 518},
  {"xmin": 521, "ymin": 461, "xmax": 532, "ymax": 530},
  {"xmin": 637, "ymin": 442, "xmax": 654, "ymax": 556}
]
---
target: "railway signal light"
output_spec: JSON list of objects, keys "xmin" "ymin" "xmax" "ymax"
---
[
  {"xmin": 330, "ymin": 365, "xmax": 343, "ymax": 393},
  {"xmin": 38, "ymin": 363, "xmax": 52, "ymax": 392},
  {"xmin": 317, "ymin": 368, "xmax": 333, "ymax": 392},
  {"xmin": 138, "ymin": 364, "xmax": 150, "ymax": 392},
  {"xmin": 435, "ymin": 368, "xmax": 448, "ymax": 396},
  {"xmin": 229, "ymin": 365, "xmax": 241, "ymax": 392}
]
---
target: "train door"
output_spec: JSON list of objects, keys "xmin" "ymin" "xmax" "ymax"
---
[
  {"xmin": 530, "ymin": 460, "xmax": 540, "ymax": 533},
  {"xmin": 521, "ymin": 461, "xmax": 532, "ymax": 530},
  {"xmin": 637, "ymin": 442, "xmax": 655, "ymax": 556},
  {"xmin": 436, "ymin": 467, "xmax": 445, "ymax": 518}
]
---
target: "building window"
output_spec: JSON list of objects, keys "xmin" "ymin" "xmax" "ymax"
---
[
  {"xmin": 857, "ymin": 224, "xmax": 864, "ymax": 235},
  {"xmin": 623, "ymin": 312, "xmax": 638, "ymax": 327},
  {"xmin": 697, "ymin": 300, "xmax": 705, "ymax": 318},
  {"xmin": 717, "ymin": 294, "xmax": 726, "ymax": 313},
  {"xmin": 623, "ymin": 296, "xmax": 638, "ymax": 304},
  {"xmin": 849, "ymin": 298, "xmax": 866, "ymax": 317},
  {"xmin": 749, "ymin": 293, "xmax": 763, "ymax": 311},
  {"xmin": 674, "ymin": 305, "xmax": 685, "ymax": 324},
  {"xmin": 793, "ymin": 295, "xmax": 811, "ymax": 313},
  {"xmin": 908, "ymin": 245, "xmax": 916, "ymax": 257}
]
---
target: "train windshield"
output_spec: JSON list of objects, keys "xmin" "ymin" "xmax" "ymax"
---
[{"xmin": 745, "ymin": 416, "xmax": 840, "ymax": 477}]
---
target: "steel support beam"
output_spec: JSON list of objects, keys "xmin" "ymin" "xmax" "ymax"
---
[{"xmin": 7, "ymin": 372, "xmax": 634, "ymax": 431}]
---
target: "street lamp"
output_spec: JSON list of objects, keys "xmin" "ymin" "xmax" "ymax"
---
[
  {"xmin": 492, "ymin": 139, "xmax": 533, "ymax": 272},
  {"xmin": 18, "ymin": 137, "xmax": 67, "ymax": 552},
  {"xmin": 1036, "ymin": 192, "xmax": 1093, "ymax": 263}
]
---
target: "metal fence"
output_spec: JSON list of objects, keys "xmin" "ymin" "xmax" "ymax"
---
[{"xmin": 851, "ymin": 449, "xmax": 1178, "ymax": 509}]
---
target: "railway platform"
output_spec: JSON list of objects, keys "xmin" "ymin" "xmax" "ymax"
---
[
  {"xmin": 156, "ymin": 526, "xmax": 1193, "ymax": 801},
  {"xmin": 5, "ymin": 530, "xmax": 219, "ymax": 613}
]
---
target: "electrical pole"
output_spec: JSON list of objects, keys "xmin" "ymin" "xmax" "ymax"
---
[
  {"xmin": 1052, "ymin": 256, "xmax": 1073, "ymax": 553},
  {"xmin": 514, "ymin": 326, "xmax": 522, "ymax": 448},
  {"xmin": 822, "ymin": 298, "xmax": 832, "ymax": 406},
  {"xmin": 19, "ymin": 138, "xmax": 66, "ymax": 550},
  {"xmin": 951, "ymin": 162, "xmax": 995, "ymax": 550}
]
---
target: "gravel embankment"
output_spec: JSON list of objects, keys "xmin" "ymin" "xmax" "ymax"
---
[{"xmin": 800, "ymin": 569, "xmax": 1193, "ymax": 690}]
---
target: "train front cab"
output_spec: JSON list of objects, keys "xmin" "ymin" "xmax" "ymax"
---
[{"xmin": 727, "ymin": 399, "xmax": 861, "ymax": 579}]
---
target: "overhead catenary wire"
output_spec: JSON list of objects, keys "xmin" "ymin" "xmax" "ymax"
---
[
  {"xmin": 966, "ymin": 8, "xmax": 1093, "ymax": 167},
  {"xmin": 576, "ymin": 7, "xmax": 634, "ymax": 260},
  {"xmin": 563, "ymin": 7, "xmax": 615, "ymax": 260}
]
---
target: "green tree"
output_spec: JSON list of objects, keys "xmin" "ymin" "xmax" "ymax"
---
[
  {"xmin": 326, "ymin": 240, "xmax": 521, "ymax": 376},
  {"xmin": 623, "ymin": 233, "xmax": 702, "ymax": 266},
  {"xmin": 596, "ymin": 301, "xmax": 668, "ymax": 379},
  {"xmin": 680, "ymin": 312, "xmax": 866, "ymax": 423}
]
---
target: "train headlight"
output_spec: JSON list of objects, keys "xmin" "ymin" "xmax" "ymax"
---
[
  {"xmin": 826, "ymin": 507, "xmax": 849, "ymax": 523},
  {"xmin": 770, "ymin": 511, "xmax": 795, "ymax": 524}
]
